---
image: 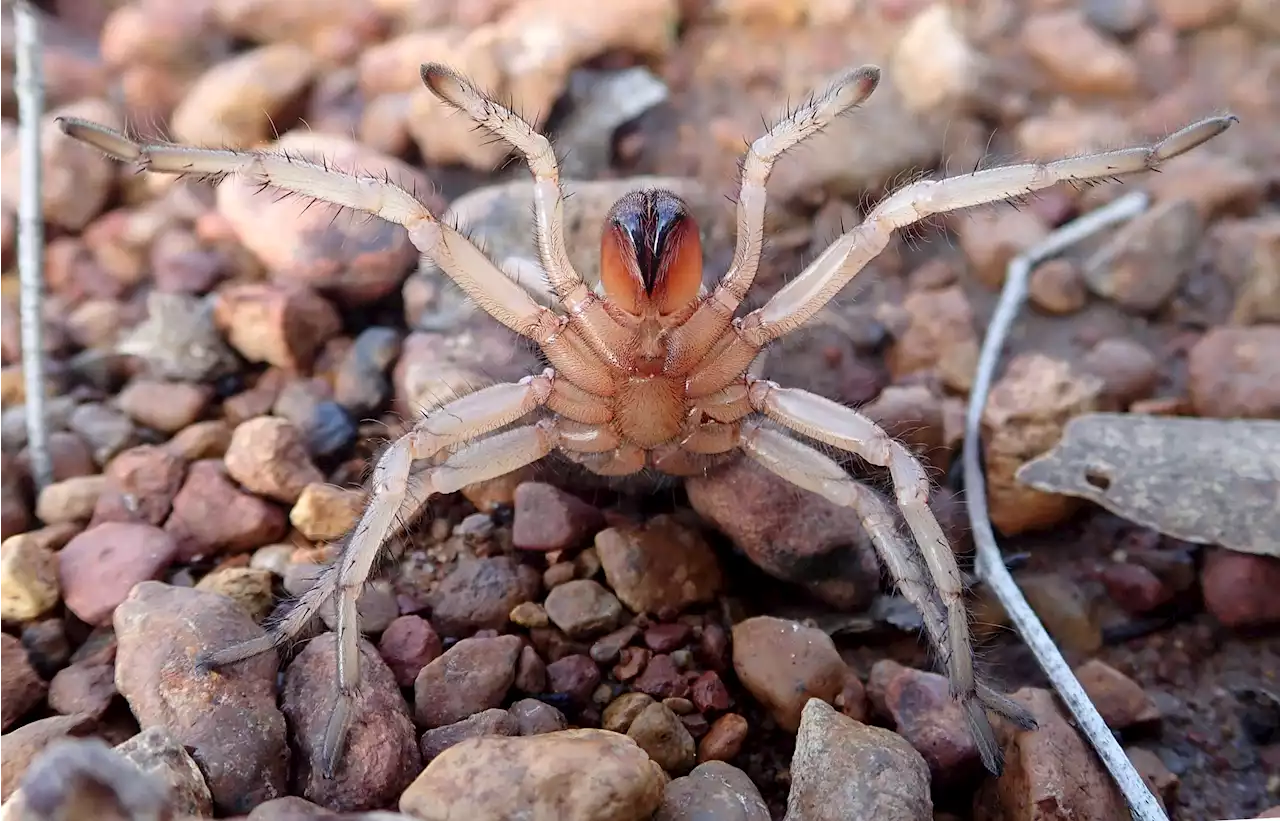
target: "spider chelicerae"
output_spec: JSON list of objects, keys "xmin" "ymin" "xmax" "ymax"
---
[{"xmin": 58, "ymin": 62, "xmax": 1234, "ymax": 778}]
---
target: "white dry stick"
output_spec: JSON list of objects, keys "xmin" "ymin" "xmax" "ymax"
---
[
  {"xmin": 14, "ymin": 0, "xmax": 52, "ymax": 491},
  {"xmin": 962, "ymin": 190, "xmax": 1167, "ymax": 821}
]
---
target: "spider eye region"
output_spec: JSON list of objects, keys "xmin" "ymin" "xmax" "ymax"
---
[{"xmin": 601, "ymin": 189, "xmax": 703, "ymax": 315}]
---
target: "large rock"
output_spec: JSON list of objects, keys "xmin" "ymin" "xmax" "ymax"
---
[
  {"xmin": 973, "ymin": 688, "xmax": 1126, "ymax": 821},
  {"xmin": 785, "ymin": 699, "xmax": 931, "ymax": 821},
  {"xmin": 732, "ymin": 616, "xmax": 847, "ymax": 732},
  {"xmin": 399, "ymin": 729, "xmax": 666, "ymax": 821},
  {"xmin": 113, "ymin": 582, "xmax": 289, "ymax": 813},
  {"xmin": 282, "ymin": 633, "xmax": 420, "ymax": 811}
]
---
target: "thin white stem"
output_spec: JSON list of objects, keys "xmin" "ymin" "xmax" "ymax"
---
[
  {"xmin": 15, "ymin": 0, "xmax": 52, "ymax": 491},
  {"xmin": 962, "ymin": 190, "xmax": 1167, "ymax": 821}
]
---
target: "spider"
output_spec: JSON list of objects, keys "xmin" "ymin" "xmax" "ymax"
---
[{"xmin": 59, "ymin": 63, "xmax": 1233, "ymax": 780}]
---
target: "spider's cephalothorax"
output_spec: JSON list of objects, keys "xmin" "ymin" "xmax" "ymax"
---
[{"xmin": 56, "ymin": 61, "xmax": 1235, "ymax": 780}]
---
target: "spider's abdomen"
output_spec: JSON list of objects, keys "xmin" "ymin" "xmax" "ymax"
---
[{"xmin": 612, "ymin": 375, "xmax": 688, "ymax": 449}]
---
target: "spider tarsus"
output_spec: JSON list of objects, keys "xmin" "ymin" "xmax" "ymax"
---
[
  {"xmin": 963, "ymin": 696, "xmax": 1006, "ymax": 776},
  {"xmin": 55, "ymin": 116, "xmax": 142, "ymax": 162},
  {"xmin": 321, "ymin": 695, "xmax": 353, "ymax": 779},
  {"xmin": 1152, "ymin": 114, "xmax": 1238, "ymax": 161},
  {"xmin": 419, "ymin": 62, "xmax": 467, "ymax": 106}
]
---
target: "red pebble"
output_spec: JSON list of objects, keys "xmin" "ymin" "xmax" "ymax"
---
[
  {"xmin": 1101, "ymin": 562, "xmax": 1173, "ymax": 614},
  {"xmin": 644, "ymin": 623, "xmax": 691, "ymax": 653},
  {"xmin": 633, "ymin": 654, "xmax": 689, "ymax": 699},
  {"xmin": 690, "ymin": 671, "xmax": 731, "ymax": 713}
]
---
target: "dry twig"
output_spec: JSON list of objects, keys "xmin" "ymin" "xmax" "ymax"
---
[
  {"xmin": 962, "ymin": 190, "xmax": 1168, "ymax": 821},
  {"xmin": 13, "ymin": 0, "xmax": 52, "ymax": 491}
]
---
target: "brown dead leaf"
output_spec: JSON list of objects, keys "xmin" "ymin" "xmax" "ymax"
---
[{"xmin": 1015, "ymin": 413, "xmax": 1280, "ymax": 557}]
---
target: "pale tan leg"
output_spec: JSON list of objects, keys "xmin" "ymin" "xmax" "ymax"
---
[
  {"xmin": 737, "ymin": 420, "xmax": 1027, "ymax": 774},
  {"xmin": 199, "ymin": 374, "xmax": 556, "ymax": 775},
  {"xmin": 417, "ymin": 66, "xmax": 638, "ymax": 365},
  {"xmin": 668, "ymin": 65, "xmax": 881, "ymax": 374},
  {"xmin": 748, "ymin": 378, "xmax": 971, "ymax": 685},
  {"xmin": 55, "ymin": 118, "xmax": 564, "ymax": 342},
  {"xmin": 420, "ymin": 64, "xmax": 584, "ymax": 302},
  {"xmin": 737, "ymin": 116, "xmax": 1236, "ymax": 344}
]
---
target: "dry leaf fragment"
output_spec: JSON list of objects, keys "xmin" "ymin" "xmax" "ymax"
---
[{"xmin": 1016, "ymin": 413, "xmax": 1280, "ymax": 557}]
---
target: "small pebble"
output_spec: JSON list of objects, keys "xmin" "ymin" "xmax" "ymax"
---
[
  {"xmin": 544, "ymin": 579, "xmax": 625, "ymax": 639},
  {"xmin": 590, "ymin": 624, "xmax": 640, "ymax": 665},
  {"xmin": 213, "ymin": 282, "xmax": 341, "ymax": 372},
  {"xmin": 508, "ymin": 698, "xmax": 568, "ymax": 736},
  {"xmin": 68, "ymin": 402, "xmax": 138, "ymax": 465},
  {"xmin": 334, "ymin": 326, "xmax": 402, "ymax": 415},
  {"xmin": 288, "ymin": 482, "xmax": 365, "ymax": 542},
  {"xmin": 628, "ymin": 701, "xmax": 696, "ymax": 774},
  {"xmin": 543, "ymin": 561, "xmax": 576, "ymax": 589},
  {"xmin": 429, "ymin": 556, "xmax": 542, "ymax": 638},
  {"xmin": 789, "ymin": 699, "xmax": 932, "ymax": 821},
  {"xmin": 273, "ymin": 381, "xmax": 356, "ymax": 458},
  {"xmin": 614, "ymin": 646, "xmax": 652, "ymax": 681},
  {"xmin": 399, "ymin": 729, "xmax": 665, "ymax": 821},
  {"xmin": 512, "ymin": 482, "xmax": 605, "ymax": 551},
  {"xmin": 164, "ymin": 460, "xmax": 289, "ymax": 560},
  {"xmin": 115, "ymin": 379, "xmax": 210, "ymax": 433},
  {"xmin": 113, "ymin": 726, "xmax": 214, "ymax": 818},
  {"xmin": 973, "ymin": 688, "xmax": 1127, "ymax": 818},
  {"xmin": 657, "ymin": 761, "xmax": 769, "ymax": 821},
  {"xmin": 36, "ymin": 475, "xmax": 107, "ymax": 524},
  {"xmin": 510, "ymin": 601, "xmax": 550, "ymax": 629},
  {"xmin": 194, "ymin": 566, "xmax": 276, "ymax": 623},
  {"xmin": 48, "ymin": 649, "xmax": 117, "ymax": 720},
  {"xmin": 732, "ymin": 616, "xmax": 847, "ymax": 731},
  {"xmin": 635, "ymin": 654, "xmax": 691, "ymax": 700},
  {"xmin": 165, "ymin": 420, "xmax": 232, "ymax": 461},
  {"xmin": 282, "ymin": 633, "xmax": 420, "ymax": 810},
  {"xmin": 413, "ymin": 634, "xmax": 522, "ymax": 728},
  {"xmin": 698, "ymin": 713, "xmax": 748, "ymax": 763},
  {"xmin": 513, "ymin": 645, "xmax": 547, "ymax": 694},
  {"xmin": 546, "ymin": 654, "xmax": 602, "ymax": 705},
  {"xmin": 19, "ymin": 619, "xmax": 70, "ymax": 678},
  {"xmin": 690, "ymin": 671, "xmax": 731, "ymax": 714},
  {"xmin": 867, "ymin": 659, "xmax": 978, "ymax": 783},
  {"xmin": 1074, "ymin": 659, "xmax": 1160, "ymax": 730},
  {"xmin": 59, "ymin": 522, "xmax": 178, "ymax": 626},
  {"xmin": 1, "ymin": 634, "xmax": 48, "ymax": 730},
  {"xmin": 1101, "ymin": 562, "xmax": 1173, "ymax": 614},
  {"xmin": 249, "ymin": 543, "xmax": 295, "ymax": 577},
  {"xmin": 90, "ymin": 445, "xmax": 187, "ymax": 528},
  {"xmin": 644, "ymin": 622, "xmax": 691, "ymax": 653},
  {"xmin": 223, "ymin": 416, "xmax": 324, "ymax": 504},
  {"xmin": 604, "ymin": 692, "xmax": 658, "ymax": 734},
  {"xmin": 596, "ymin": 516, "xmax": 722, "ymax": 616},
  {"xmin": 420, "ymin": 708, "xmax": 518, "ymax": 764},
  {"xmin": 0, "ymin": 533, "xmax": 61, "ymax": 621},
  {"xmin": 1028, "ymin": 259, "xmax": 1088, "ymax": 315},
  {"xmin": 378, "ymin": 614, "xmax": 443, "ymax": 687}
]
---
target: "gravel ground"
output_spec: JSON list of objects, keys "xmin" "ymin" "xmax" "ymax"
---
[{"xmin": 0, "ymin": 1, "xmax": 1277, "ymax": 820}]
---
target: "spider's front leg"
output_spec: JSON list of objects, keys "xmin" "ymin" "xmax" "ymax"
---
[
  {"xmin": 419, "ymin": 64, "xmax": 586, "ymax": 303},
  {"xmin": 685, "ymin": 115, "xmax": 1238, "ymax": 401},
  {"xmin": 738, "ymin": 115, "xmax": 1236, "ymax": 344},
  {"xmin": 667, "ymin": 64, "xmax": 881, "ymax": 373},
  {"xmin": 198, "ymin": 375, "xmax": 560, "ymax": 775},
  {"xmin": 55, "ymin": 117, "xmax": 565, "ymax": 344}
]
